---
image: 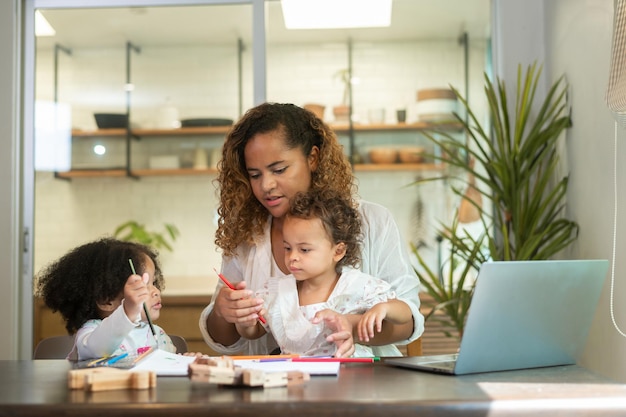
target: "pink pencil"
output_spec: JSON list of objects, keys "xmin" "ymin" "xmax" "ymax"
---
[{"xmin": 214, "ymin": 268, "xmax": 266, "ymax": 324}]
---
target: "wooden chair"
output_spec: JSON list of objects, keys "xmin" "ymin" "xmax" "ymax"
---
[
  {"xmin": 169, "ymin": 334, "xmax": 188, "ymax": 353},
  {"xmin": 33, "ymin": 334, "xmax": 188, "ymax": 359},
  {"xmin": 405, "ymin": 338, "xmax": 423, "ymax": 356},
  {"xmin": 33, "ymin": 335, "xmax": 75, "ymax": 359}
]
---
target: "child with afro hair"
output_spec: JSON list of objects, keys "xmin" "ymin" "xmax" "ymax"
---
[{"xmin": 35, "ymin": 237, "xmax": 177, "ymax": 360}]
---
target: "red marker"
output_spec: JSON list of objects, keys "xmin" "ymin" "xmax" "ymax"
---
[{"xmin": 214, "ymin": 268, "xmax": 266, "ymax": 324}]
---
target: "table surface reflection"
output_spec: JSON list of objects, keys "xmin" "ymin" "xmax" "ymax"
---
[{"xmin": 0, "ymin": 360, "xmax": 625, "ymax": 416}]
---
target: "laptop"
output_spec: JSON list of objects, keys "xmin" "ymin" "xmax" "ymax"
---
[{"xmin": 385, "ymin": 259, "xmax": 609, "ymax": 375}]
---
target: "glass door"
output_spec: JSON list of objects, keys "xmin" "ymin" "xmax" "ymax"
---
[{"xmin": 26, "ymin": 0, "xmax": 257, "ymax": 358}]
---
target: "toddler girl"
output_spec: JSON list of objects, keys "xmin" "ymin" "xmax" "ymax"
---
[{"xmin": 235, "ymin": 189, "xmax": 413, "ymax": 357}]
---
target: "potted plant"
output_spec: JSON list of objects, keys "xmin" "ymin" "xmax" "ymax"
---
[
  {"xmin": 332, "ymin": 68, "xmax": 351, "ymax": 123},
  {"xmin": 113, "ymin": 220, "xmax": 180, "ymax": 252},
  {"xmin": 414, "ymin": 62, "xmax": 579, "ymax": 339}
]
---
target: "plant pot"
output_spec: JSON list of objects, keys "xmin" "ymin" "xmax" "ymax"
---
[
  {"xmin": 304, "ymin": 103, "xmax": 325, "ymax": 120},
  {"xmin": 333, "ymin": 105, "xmax": 350, "ymax": 123}
]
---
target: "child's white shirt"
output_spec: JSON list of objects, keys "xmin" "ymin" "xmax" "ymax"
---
[{"xmin": 70, "ymin": 303, "xmax": 175, "ymax": 360}]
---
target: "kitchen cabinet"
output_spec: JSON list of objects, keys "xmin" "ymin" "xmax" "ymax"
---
[{"xmin": 54, "ymin": 121, "xmax": 460, "ymax": 179}]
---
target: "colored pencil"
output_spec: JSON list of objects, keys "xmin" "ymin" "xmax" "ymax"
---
[
  {"xmin": 231, "ymin": 354, "xmax": 300, "ymax": 361},
  {"xmin": 87, "ymin": 355, "xmax": 112, "ymax": 367},
  {"xmin": 291, "ymin": 357, "xmax": 379, "ymax": 363},
  {"xmin": 106, "ymin": 352, "xmax": 128, "ymax": 365},
  {"xmin": 133, "ymin": 347, "xmax": 154, "ymax": 364},
  {"xmin": 129, "ymin": 259, "xmax": 157, "ymax": 338},
  {"xmin": 214, "ymin": 268, "xmax": 267, "ymax": 324}
]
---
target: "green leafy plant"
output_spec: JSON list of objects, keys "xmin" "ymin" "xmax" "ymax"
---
[
  {"xmin": 414, "ymin": 62, "xmax": 579, "ymax": 338},
  {"xmin": 412, "ymin": 217, "xmax": 489, "ymax": 339},
  {"xmin": 113, "ymin": 220, "xmax": 180, "ymax": 252}
]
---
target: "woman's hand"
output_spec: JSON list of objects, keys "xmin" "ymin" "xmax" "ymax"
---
[
  {"xmin": 312, "ymin": 309, "xmax": 355, "ymax": 358},
  {"xmin": 213, "ymin": 280, "xmax": 265, "ymax": 324}
]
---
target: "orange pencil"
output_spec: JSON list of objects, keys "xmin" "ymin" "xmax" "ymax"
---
[
  {"xmin": 231, "ymin": 354, "xmax": 300, "ymax": 360},
  {"xmin": 132, "ymin": 347, "xmax": 154, "ymax": 364},
  {"xmin": 214, "ymin": 268, "xmax": 267, "ymax": 324}
]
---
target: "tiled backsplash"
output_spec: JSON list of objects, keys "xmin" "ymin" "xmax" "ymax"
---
[{"xmin": 34, "ymin": 39, "xmax": 487, "ymax": 294}]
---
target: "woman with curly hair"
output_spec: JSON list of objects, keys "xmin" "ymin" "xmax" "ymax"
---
[
  {"xmin": 200, "ymin": 102, "xmax": 423, "ymax": 357},
  {"xmin": 235, "ymin": 189, "xmax": 412, "ymax": 357},
  {"xmin": 35, "ymin": 238, "xmax": 176, "ymax": 360}
]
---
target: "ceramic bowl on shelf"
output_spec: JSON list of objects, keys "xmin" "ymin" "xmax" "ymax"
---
[
  {"xmin": 398, "ymin": 146, "xmax": 425, "ymax": 163},
  {"xmin": 180, "ymin": 118, "xmax": 233, "ymax": 127},
  {"xmin": 368, "ymin": 108, "xmax": 386, "ymax": 124},
  {"xmin": 416, "ymin": 88, "xmax": 458, "ymax": 122},
  {"xmin": 94, "ymin": 113, "xmax": 128, "ymax": 129},
  {"xmin": 369, "ymin": 147, "xmax": 398, "ymax": 164}
]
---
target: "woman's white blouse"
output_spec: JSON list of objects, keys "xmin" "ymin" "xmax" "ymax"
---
[{"xmin": 199, "ymin": 199, "xmax": 424, "ymax": 356}]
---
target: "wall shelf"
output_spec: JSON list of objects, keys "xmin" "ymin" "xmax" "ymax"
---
[
  {"xmin": 54, "ymin": 163, "xmax": 443, "ymax": 179},
  {"xmin": 55, "ymin": 169, "xmax": 128, "ymax": 179},
  {"xmin": 71, "ymin": 126, "xmax": 233, "ymax": 138},
  {"xmin": 58, "ymin": 122, "xmax": 457, "ymax": 179},
  {"xmin": 331, "ymin": 121, "xmax": 462, "ymax": 133},
  {"xmin": 354, "ymin": 163, "xmax": 444, "ymax": 172},
  {"xmin": 69, "ymin": 121, "xmax": 460, "ymax": 139}
]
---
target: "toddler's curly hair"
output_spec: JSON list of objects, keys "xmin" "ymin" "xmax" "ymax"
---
[
  {"xmin": 34, "ymin": 238, "xmax": 164, "ymax": 334},
  {"xmin": 287, "ymin": 189, "xmax": 362, "ymax": 272}
]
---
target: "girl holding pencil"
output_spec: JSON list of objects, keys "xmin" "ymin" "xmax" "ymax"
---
[
  {"xmin": 35, "ymin": 238, "xmax": 177, "ymax": 360},
  {"xmin": 234, "ymin": 189, "xmax": 413, "ymax": 357}
]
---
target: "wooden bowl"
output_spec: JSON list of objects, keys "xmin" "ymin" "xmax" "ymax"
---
[
  {"xmin": 398, "ymin": 147, "xmax": 425, "ymax": 163},
  {"xmin": 369, "ymin": 148, "xmax": 398, "ymax": 164}
]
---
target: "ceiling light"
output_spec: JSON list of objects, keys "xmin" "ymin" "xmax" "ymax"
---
[
  {"xmin": 281, "ymin": 0, "xmax": 392, "ymax": 29},
  {"xmin": 35, "ymin": 10, "xmax": 56, "ymax": 37}
]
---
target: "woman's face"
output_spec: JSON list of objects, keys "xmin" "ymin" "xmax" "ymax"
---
[{"xmin": 244, "ymin": 128, "xmax": 318, "ymax": 219}]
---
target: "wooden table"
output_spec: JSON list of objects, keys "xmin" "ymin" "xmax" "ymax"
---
[{"xmin": 1, "ymin": 360, "xmax": 626, "ymax": 416}]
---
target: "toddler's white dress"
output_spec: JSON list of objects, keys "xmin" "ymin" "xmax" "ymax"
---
[{"xmin": 258, "ymin": 267, "xmax": 402, "ymax": 357}]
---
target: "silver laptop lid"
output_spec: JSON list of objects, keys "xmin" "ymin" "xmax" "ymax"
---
[{"xmin": 454, "ymin": 259, "xmax": 608, "ymax": 375}]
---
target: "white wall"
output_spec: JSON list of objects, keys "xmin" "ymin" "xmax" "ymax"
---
[
  {"xmin": 494, "ymin": 0, "xmax": 626, "ymax": 382},
  {"xmin": 544, "ymin": 0, "xmax": 625, "ymax": 382}
]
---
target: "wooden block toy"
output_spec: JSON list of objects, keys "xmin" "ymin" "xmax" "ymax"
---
[
  {"xmin": 68, "ymin": 367, "xmax": 156, "ymax": 392},
  {"xmin": 188, "ymin": 362, "xmax": 236, "ymax": 385},
  {"xmin": 187, "ymin": 356, "xmax": 309, "ymax": 388},
  {"xmin": 286, "ymin": 371, "xmax": 310, "ymax": 386},
  {"xmin": 68, "ymin": 367, "xmax": 125, "ymax": 390}
]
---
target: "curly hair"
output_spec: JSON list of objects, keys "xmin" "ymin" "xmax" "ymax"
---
[
  {"xmin": 215, "ymin": 102, "xmax": 357, "ymax": 256},
  {"xmin": 34, "ymin": 238, "xmax": 164, "ymax": 334},
  {"xmin": 287, "ymin": 189, "xmax": 362, "ymax": 272}
]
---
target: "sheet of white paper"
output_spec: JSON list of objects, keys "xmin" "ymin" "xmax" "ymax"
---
[
  {"xmin": 233, "ymin": 359, "xmax": 340, "ymax": 376},
  {"xmin": 131, "ymin": 349, "xmax": 196, "ymax": 376}
]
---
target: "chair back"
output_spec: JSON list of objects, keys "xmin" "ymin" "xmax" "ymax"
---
[
  {"xmin": 33, "ymin": 335, "xmax": 74, "ymax": 359},
  {"xmin": 169, "ymin": 334, "xmax": 188, "ymax": 353},
  {"xmin": 34, "ymin": 334, "xmax": 188, "ymax": 359}
]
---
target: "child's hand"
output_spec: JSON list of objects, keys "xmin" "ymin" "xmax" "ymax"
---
[
  {"xmin": 182, "ymin": 352, "xmax": 207, "ymax": 358},
  {"xmin": 312, "ymin": 309, "xmax": 355, "ymax": 358},
  {"xmin": 357, "ymin": 303, "xmax": 389, "ymax": 343},
  {"xmin": 123, "ymin": 272, "xmax": 149, "ymax": 321}
]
